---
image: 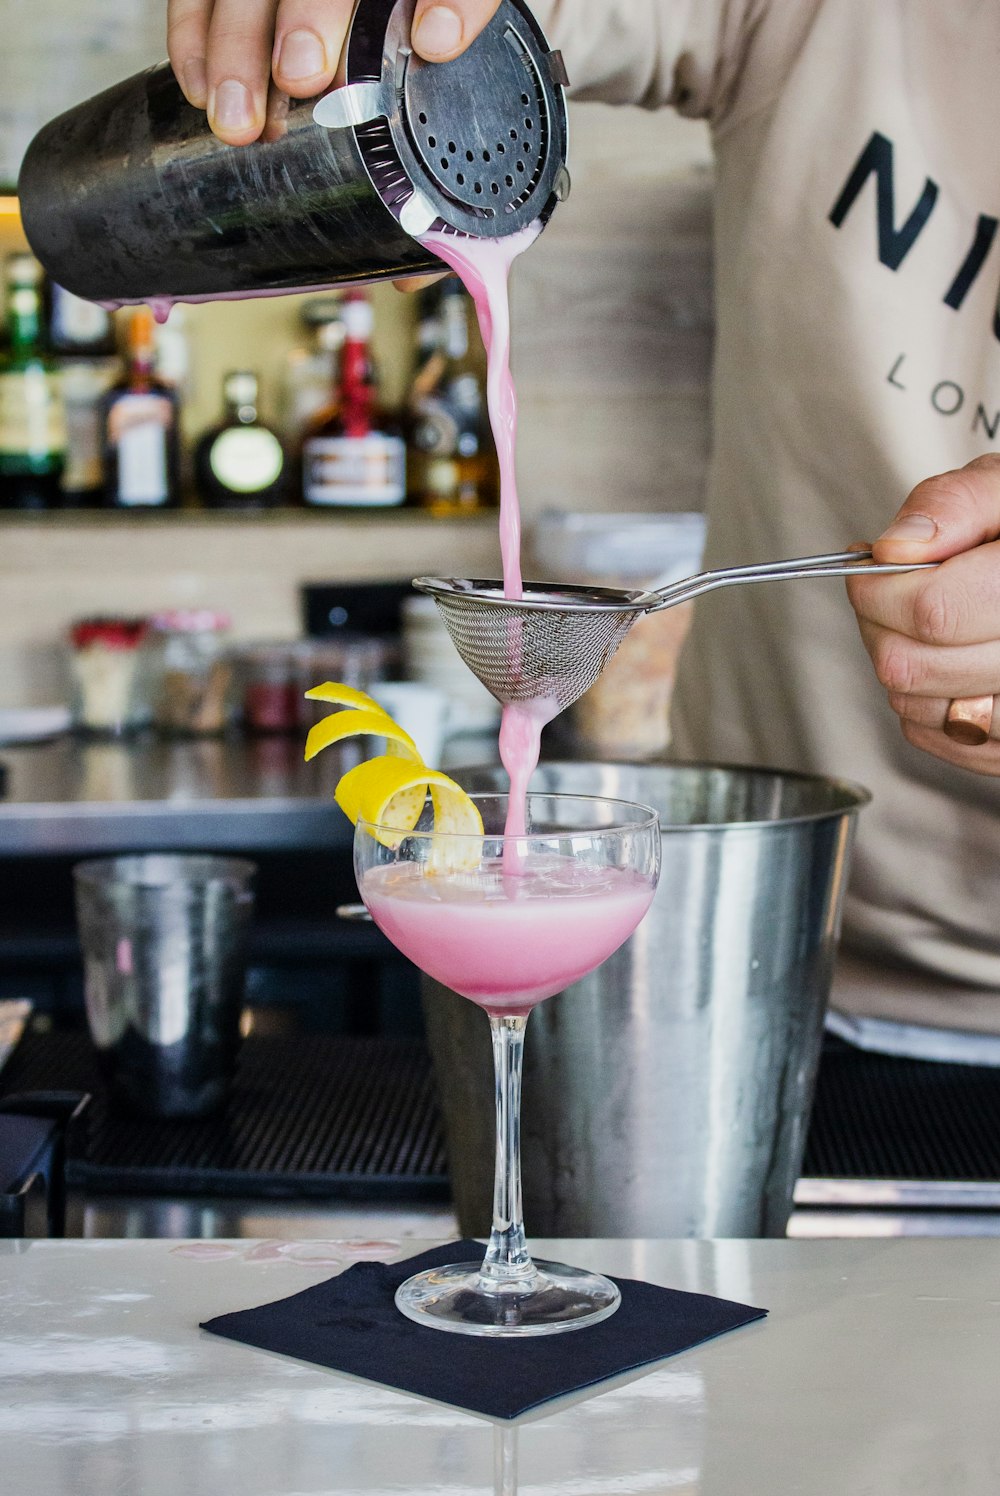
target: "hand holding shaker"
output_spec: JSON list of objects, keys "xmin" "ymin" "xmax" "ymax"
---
[{"xmin": 17, "ymin": 0, "xmax": 570, "ymax": 307}]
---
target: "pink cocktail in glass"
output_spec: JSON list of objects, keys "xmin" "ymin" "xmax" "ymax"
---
[
  {"xmin": 355, "ymin": 790, "xmax": 660, "ymax": 1336},
  {"xmin": 363, "ymin": 856, "xmax": 653, "ymax": 1017}
]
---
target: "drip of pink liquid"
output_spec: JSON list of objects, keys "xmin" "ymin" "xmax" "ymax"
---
[
  {"xmin": 99, "ymin": 277, "xmax": 390, "ymax": 317},
  {"xmin": 421, "ymin": 226, "xmax": 555, "ymax": 844}
]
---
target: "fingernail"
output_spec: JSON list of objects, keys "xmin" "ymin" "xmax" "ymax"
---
[
  {"xmin": 878, "ymin": 513, "xmax": 939, "ymax": 543},
  {"xmin": 413, "ymin": 4, "xmax": 463, "ymax": 56},
  {"xmin": 182, "ymin": 58, "xmax": 208, "ymax": 107},
  {"xmin": 210, "ymin": 79, "xmax": 254, "ymax": 132},
  {"xmin": 277, "ymin": 28, "xmax": 327, "ymax": 82}
]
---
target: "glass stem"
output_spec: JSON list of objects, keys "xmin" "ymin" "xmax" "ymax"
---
[
  {"xmin": 480, "ymin": 1012, "xmax": 533, "ymax": 1285},
  {"xmin": 494, "ymin": 1424, "xmax": 519, "ymax": 1496}
]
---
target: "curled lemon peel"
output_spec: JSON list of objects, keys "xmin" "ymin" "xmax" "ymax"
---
[
  {"xmin": 334, "ymin": 755, "xmax": 427, "ymax": 834},
  {"xmin": 304, "ymin": 680, "xmax": 484, "ymax": 865},
  {"xmin": 304, "ymin": 708, "xmax": 420, "ymax": 764},
  {"xmin": 303, "ymin": 682, "xmax": 388, "ymax": 713}
]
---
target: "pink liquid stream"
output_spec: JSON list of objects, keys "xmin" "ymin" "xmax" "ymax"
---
[{"xmin": 422, "ymin": 226, "xmax": 557, "ymax": 842}]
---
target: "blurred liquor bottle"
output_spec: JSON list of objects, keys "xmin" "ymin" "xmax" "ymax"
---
[
  {"xmin": 278, "ymin": 296, "xmax": 345, "ymax": 442},
  {"xmin": 194, "ymin": 370, "xmax": 287, "ymax": 508},
  {"xmin": 0, "ymin": 252, "xmax": 66, "ymax": 510},
  {"xmin": 100, "ymin": 306, "xmax": 181, "ymax": 509},
  {"xmin": 300, "ymin": 290, "xmax": 406, "ymax": 509},
  {"xmin": 47, "ymin": 282, "xmax": 121, "ymax": 508},
  {"xmin": 46, "ymin": 282, "xmax": 116, "ymax": 358},
  {"xmin": 407, "ymin": 279, "xmax": 497, "ymax": 516}
]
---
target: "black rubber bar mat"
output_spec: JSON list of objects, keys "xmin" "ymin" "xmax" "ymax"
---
[
  {"xmin": 803, "ymin": 1041, "xmax": 1000, "ymax": 1181},
  {"xmin": 7, "ymin": 1026, "xmax": 1000, "ymax": 1197},
  {"xmin": 0, "ymin": 1027, "xmax": 449, "ymax": 1200}
]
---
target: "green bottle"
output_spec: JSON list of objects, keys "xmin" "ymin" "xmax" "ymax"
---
[{"xmin": 0, "ymin": 253, "xmax": 66, "ymax": 509}]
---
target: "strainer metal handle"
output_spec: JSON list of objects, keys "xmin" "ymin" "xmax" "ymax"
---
[
  {"xmin": 410, "ymin": 549, "xmax": 940, "ymax": 715},
  {"xmin": 642, "ymin": 549, "xmax": 936, "ymax": 611}
]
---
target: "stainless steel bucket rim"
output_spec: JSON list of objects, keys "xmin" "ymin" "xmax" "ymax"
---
[
  {"xmin": 656, "ymin": 761, "xmax": 871, "ymax": 830},
  {"xmin": 451, "ymin": 761, "xmax": 872, "ymax": 831}
]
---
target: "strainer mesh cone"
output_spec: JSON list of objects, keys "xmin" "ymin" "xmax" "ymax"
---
[{"xmin": 413, "ymin": 579, "xmax": 648, "ymax": 712}]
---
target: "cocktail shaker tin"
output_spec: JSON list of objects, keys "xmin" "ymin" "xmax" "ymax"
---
[{"xmin": 18, "ymin": 0, "xmax": 570, "ymax": 307}]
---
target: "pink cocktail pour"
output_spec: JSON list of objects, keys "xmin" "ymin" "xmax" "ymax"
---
[
  {"xmin": 361, "ymin": 226, "xmax": 656, "ymax": 1005},
  {"xmin": 422, "ymin": 226, "xmax": 554, "ymax": 850},
  {"xmin": 421, "ymin": 226, "xmax": 540, "ymax": 603},
  {"xmin": 497, "ymin": 696, "xmax": 558, "ymax": 841},
  {"xmin": 363, "ymin": 857, "xmax": 654, "ymax": 1018}
]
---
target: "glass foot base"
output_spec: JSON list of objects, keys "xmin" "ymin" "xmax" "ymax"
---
[{"xmin": 394, "ymin": 1257, "xmax": 621, "ymax": 1337}]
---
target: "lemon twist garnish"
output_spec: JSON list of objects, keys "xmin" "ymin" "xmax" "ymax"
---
[
  {"xmin": 304, "ymin": 708, "xmax": 421, "ymax": 766},
  {"xmin": 303, "ymin": 681, "xmax": 483, "ymax": 868},
  {"xmin": 304, "ymin": 682, "xmax": 389, "ymax": 714}
]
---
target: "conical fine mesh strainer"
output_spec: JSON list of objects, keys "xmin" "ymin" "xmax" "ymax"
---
[{"xmin": 413, "ymin": 550, "xmax": 935, "ymax": 712}]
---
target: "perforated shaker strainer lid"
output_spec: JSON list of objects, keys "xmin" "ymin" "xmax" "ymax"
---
[{"xmin": 313, "ymin": 0, "xmax": 570, "ymax": 240}]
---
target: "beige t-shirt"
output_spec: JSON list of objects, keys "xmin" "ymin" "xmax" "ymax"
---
[{"xmin": 530, "ymin": 0, "xmax": 1000, "ymax": 1028}]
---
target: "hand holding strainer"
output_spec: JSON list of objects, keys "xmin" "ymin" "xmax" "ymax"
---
[{"xmin": 413, "ymin": 549, "xmax": 936, "ymax": 713}]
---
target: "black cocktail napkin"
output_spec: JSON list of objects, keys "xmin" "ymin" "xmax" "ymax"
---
[{"xmin": 201, "ymin": 1240, "xmax": 767, "ymax": 1419}]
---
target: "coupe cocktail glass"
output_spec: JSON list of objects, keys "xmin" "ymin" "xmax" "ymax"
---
[{"xmin": 354, "ymin": 790, "xmax": 660, "ymax": 1336}]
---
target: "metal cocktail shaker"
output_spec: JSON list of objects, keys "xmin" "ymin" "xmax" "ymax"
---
[
  {"xmin": 17, "ymin": 0, "xmax": 569, "ymax": 307},
  {"xmin": 73, "ymin": 854, "xmax": 256, "ymax": 1119}
]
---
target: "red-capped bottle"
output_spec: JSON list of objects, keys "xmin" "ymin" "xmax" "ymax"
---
[
  {"xmin": 100, "ymin": 307, "xmax": 181, "ymax": 509},
  {"xmin": 300, "ymin": 291, "xmax": 406, "ymax": 509}
]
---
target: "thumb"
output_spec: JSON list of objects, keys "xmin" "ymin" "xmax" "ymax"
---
[
  {"xmin": 411, "ymin": 0, "xmax": 501, "ymax": 61},
  {"xmin": 873, "ymin": 453, "xmax": 1000, "ymax": 564}
]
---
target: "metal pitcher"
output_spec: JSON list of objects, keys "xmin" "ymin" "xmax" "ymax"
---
[
  {"xmin": 423, "ymin": 761, "xmax": 869, "ymax": 1238},
  {"xmin": 73, "ymin": 854, "xmax": 256, "ymax": 1118},
  {"xmin": 18, "ymin": 0, "xmax": 570, "ymax": 307}
]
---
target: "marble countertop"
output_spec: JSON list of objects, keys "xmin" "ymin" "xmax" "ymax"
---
[{"xmin": 6, "ymin": 1235, "xmax": 999, "ymax": 1494}]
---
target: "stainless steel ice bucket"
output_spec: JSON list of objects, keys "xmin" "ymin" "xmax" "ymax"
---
[
  {"xmin": 73, "ymin": 854, "xmax": 255, "ymax": 1118},
  {"xmin": 423, "ymin": 761, "xmax": 869, "ymax": 1238}
]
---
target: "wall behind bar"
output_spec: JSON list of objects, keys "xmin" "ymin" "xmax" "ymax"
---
[
  {"xmin": 0, "ymin": 515, "xmax": 504, "ymax": 706},
  {"xmin": 0, "ymin": 103, "xmax": 713, "ymax": 708}
]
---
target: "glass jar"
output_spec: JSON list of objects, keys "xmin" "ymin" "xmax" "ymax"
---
[
  {"xmin": 150, "ymin": 610, "xmax": 233, "ymax": 735},
  {"xmin": 68, "ymin": 617, "xmax": 151, "ymax": 736},
  {"xmin": 234, "ymin": 643, "xmax": 301, "ymax": 734},
  {"xmin": 530, "ymin": 511, "xmax": 708, "ymax": 761},
  {"xmin": 295, "ymin": 636, "xmax": 391, "ymax": 729}
]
